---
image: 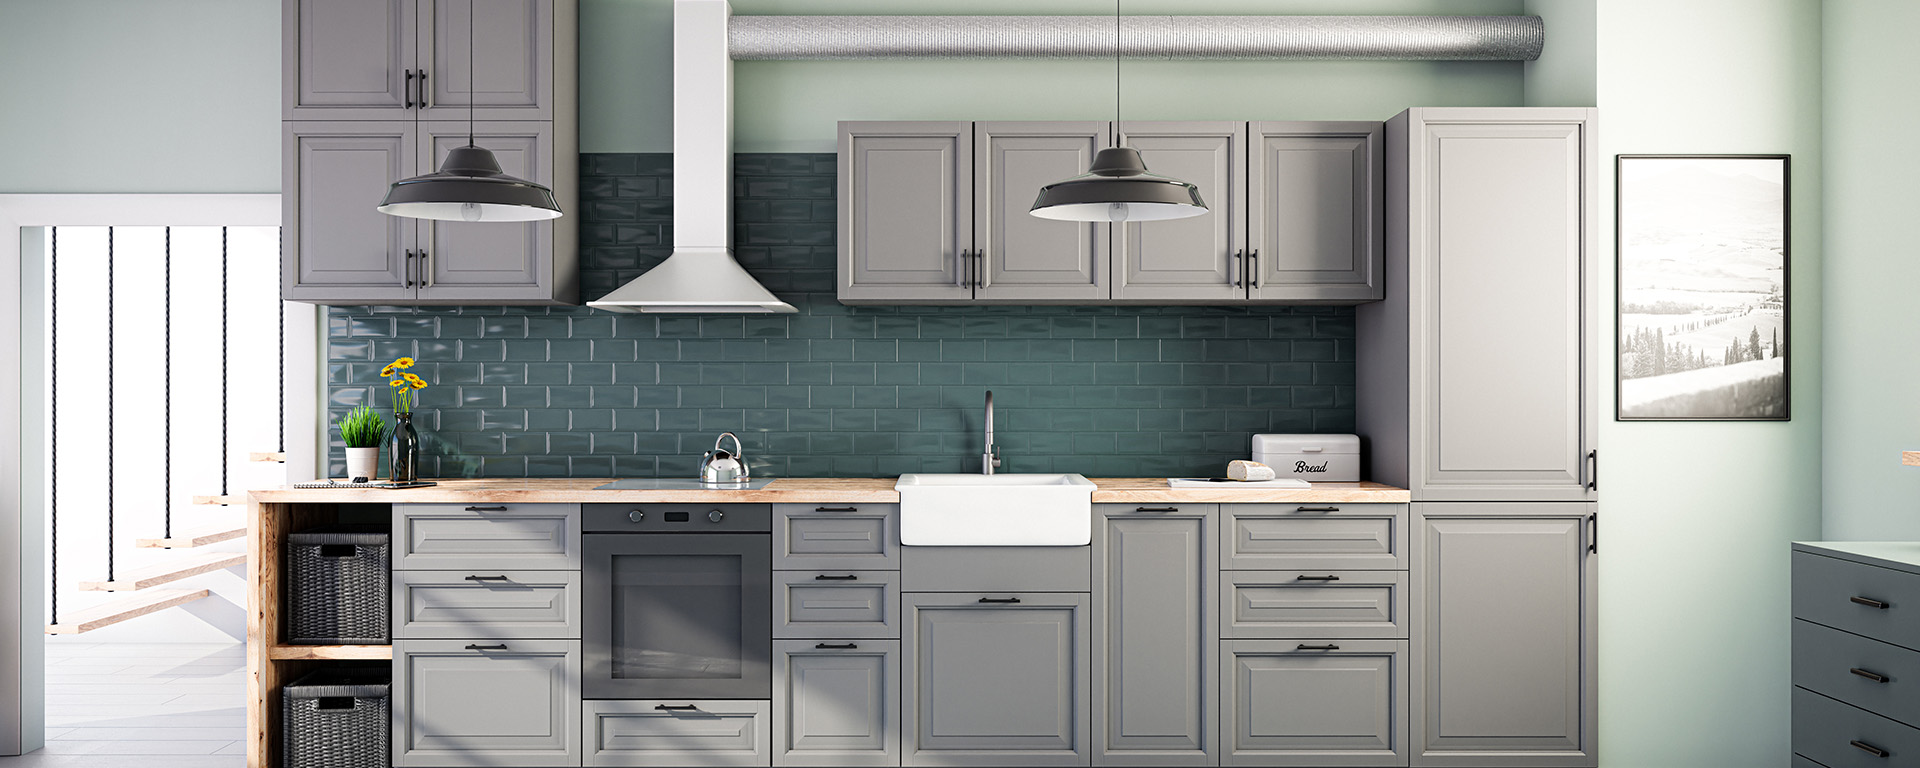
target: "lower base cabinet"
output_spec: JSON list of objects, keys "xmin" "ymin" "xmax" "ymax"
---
[
  {"xmin": 1222, "ymin": 639, "xmax": 1408, "ymax": 767},
  {"xmin": 392, "ymin": 639, "xmax": 582, "ymax": 767},
  {"xmin": 583, "ymin": 699, "xmax": 772, "ymax": 767},
  {"xmin": 774, "ymin": 640, "xmax": 901, "ymax": 766},
  {"xmin": 902, "ymin": 592, "xmax": 1091, "ymax": 766}
]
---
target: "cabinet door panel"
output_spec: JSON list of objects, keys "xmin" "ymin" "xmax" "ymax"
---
[
  {"xmin": 1412, "ymin": 506, "xmax": 1595, "ymax": 766},
  {"xmin": 975, "ymin": 121, "xmax": 1110, "ymax": 302},
  {"xmin": 416, "ymin": 121, "xmax": 553, "ymax": 302},
  {"xmin": 585, "ymin": 699, "xmax": 770, "ymax": 767},
  {"xmin": 1114, "ymin": 122, "xmax": 1247, "ymax": 303},
  {"xmin": 1095, "ymin": 505, "xmax": 1217, "ymax": 765},
  {"xmin": 1248, "ymin": 121, "xmax": 1383, "ymax": 302},
  {"xmin": 902, "ymin": 593, "xmax": 1089, "ymax": 766},
  {"xmin": 284, "ymin": 0, "xmax": 414, "ymax": 119},
  {"xmin": 1222, "ymin": 640, "xmax": 1407, "ymax": 767},
  {"xmin": 838, "ymin": 122, "xmax": 974, "ymax": 302},
  {"xmin": 418, "ymin": 0, "xmax": 554, "ymax": 120},
  {"xmin": 775, "ymin": 640, "xmax": 900, "ymax": 767},
  {"xmin": 394, "ymin": 639, "xmax": 581, "ymax": 767},
  {"xmin": 283, "ymin": 121, "xmax": 417, "ymax": 302}
]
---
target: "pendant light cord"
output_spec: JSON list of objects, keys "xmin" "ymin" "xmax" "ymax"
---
[
  {"xmin": 1114, "ymin": 0, "xmax": 1121, "ymax": 133},
  {"xmin": 468, "ymin": 0, "xmax": 476, "ymax": 147}
]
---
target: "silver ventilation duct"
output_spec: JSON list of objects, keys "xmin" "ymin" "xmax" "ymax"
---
[{"xmin": 729, "ymin": 15, "xmax": 1544, "ymax": 61}]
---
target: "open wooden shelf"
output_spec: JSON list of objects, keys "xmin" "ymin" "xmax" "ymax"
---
[{"xmin": 268, "ymin": 644, "xmax": 393, "ymax": 661}]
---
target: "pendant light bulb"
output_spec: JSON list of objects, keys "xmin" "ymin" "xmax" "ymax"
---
[
  {"xmin": 460, "ymin": 202, "xmax": 483, "ymax": 222},
  {"xmin": 1108, "ymin": 202, "xmax": 1130, "ymax": 223}
]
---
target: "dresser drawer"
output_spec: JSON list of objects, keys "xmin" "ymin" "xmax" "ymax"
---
[
  {"xmin": 1794, "ymin": 687, "xmax": 1920, "ymax": 768},
  {"xmin": 1223, "ymin": 504, "xmax": 1407, "ymax": 571},
  {"xmin": 393, "ymin": 570, "xmax": 580, "ymax": 639},
  {"xmin": 1794, "ymin": 551, "xmax": 1920, "ymax": 649},
  {"xmin": 1794, "ymin": 755, "xmax": 1832, "ymax": 768},
  {"xmin": 1221, "ymin": 571, "xmax": 1405, "ymax": 639},
  {"xmin": 584, "ymin": 699, "xmax": 770, "ymax": 767},
  {"xmin": 775, "ymin": 571, "xmax": 900, "ymax": 639},
  {"xmin": 394, "ymin": 503, "xmax": 581, "ymax": 570},
  {"xmin": 776, "ymin": 504, "xmax": 900, "ymax": 570},
  {"xmin": 1794, "ymin": 619, "xmax": 1920, "ymax": 728}
]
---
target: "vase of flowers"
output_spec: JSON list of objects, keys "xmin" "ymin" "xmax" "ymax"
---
[
  {"xmin": 338, "ymin": 405, "xmax": 388, "ymax": 481},
  {"xmin": 383, "ymin": 357, "xmax": 428, "ymax": 483}
]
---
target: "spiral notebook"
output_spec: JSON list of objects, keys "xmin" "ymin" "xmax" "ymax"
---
[
  {"xmin": 1166, "ymin": 477, "xmax": 1311, "ymax": 490},
  {"xmin": 291, "ymin": 480, "xmax": 438, "ymax": 489}
]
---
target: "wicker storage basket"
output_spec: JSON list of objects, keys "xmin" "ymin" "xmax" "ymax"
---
[
  {"xmin": 282, "ymin": 666, "xmax": 389, "ymax": 768},
  {"xmin": 286, "ymin": 525, "xmax": 390, "ymax": 644}
]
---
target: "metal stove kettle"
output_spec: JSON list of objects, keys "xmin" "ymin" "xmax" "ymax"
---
[{"xmin": 698, "ymin": 431, "xmax": 750, "ymax": 485}]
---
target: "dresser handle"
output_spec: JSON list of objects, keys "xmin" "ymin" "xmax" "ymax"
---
[
  {"xmin": 464, "ymin": 644, "xmax": 508, "ymax": 651},
  {"xmin": 463, "ymin": 575, "xmax": 509, "ymax": 582},
  {"xmin": 466, "ymin": 505, "xmax": 508, "ymax": 512},
  {"xmin": 814, "ymin": 574, "xmax": 858, "ymax": 581},
  {"xmin": 815, "ymin": 643, "xmax": 859, "ymax": 650},
  {"xmin": 1852, "ymin": 596, "xmax": 1891, "ymax": 609},
  {"xmin": 1296, "ymin": 643, "xmax": 1340, "ymax": 651},
  {"xmin": 1295, "ymin": 506, "xmax": 1339, "ymax": 513},
  {"xmin": 978, "ymin": 596, "xmax": 1021, "ymax": 604},
  {"xmin": 1852, "ymin": 667, "xmax": 1892, "ymax": 683},
  {"xmin": 1295, "ymin": 575, "xmax": 1340, "ymax": 582},
  {"xmin": 1852, "ymin": 740, "xmax": 1891, "ymax": 758},
  {"xmin": 1135, "ymin": 507, "xmax": 1179, "ymax": 513},
  {"xmin": 814, "ymin": 506, "xmax": 857, "ymax": 512},
  {"xmin": 655, "ymin": 704, "xmax": 700, "ymax": 711}
]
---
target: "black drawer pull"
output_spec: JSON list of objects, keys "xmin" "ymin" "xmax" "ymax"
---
[
  {"xmin": 1295, "ymin": 575, "xmax": 1341, "ymax": 582},
  {"xmin": 1296, "ymin": 643, "xmax": 1341, "ymax": 651},
  {"xmin": 1853, "ymin": 596, "xmax": 1891, "ymax": 609},
  {"xmin": 1852, "ymin": 667, "xmax": 1892, "ymax": 683},
  {"xmin": 1852, "ymin": 740, "xmax": 1891, "ymax": 758},
  {"xmin": 466, "ymin": 505, "xmax": 508, "ymax": 512},
  {"xmin": 464, "ymin": 644, "xmax": 508, "ymax": 651},
  {"xmin": 655, "ymin": 704, "xmax": 700, "ymax": 711},
  {"xmin": 814, "ymin": 574, "xmax": 859, "ymax": 581},
  {"xmin": 978, "ymin": 597, "xmax": 1022, "ymax": 604},
  {"xmin": 1136, "ymin": 507, "xmax": 1179, "ymax": 512},
  {"xmin": 1295, "ymin": 506, "xmax": 1340, "ymax": 512},
  {"xmin": 815, "ymin": 643, "xmax": 859, "ymax": 650},
  {"xmin": 463, "ymin": 575, "xmax": 510, "ymax": 582},
  {"xmin": 815, "ymin": 506, "xmax": 858, "ymax": 512}
]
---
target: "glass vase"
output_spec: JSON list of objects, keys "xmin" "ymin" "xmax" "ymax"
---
[{"xmin": 389, "ymin": 412, "xmax": 420, "ymax": 483}]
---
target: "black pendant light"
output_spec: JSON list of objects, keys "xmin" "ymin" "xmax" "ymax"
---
[
  {"xmin": 1031, "ymin": 0, "xmax": 1207, "ymax": 223},
  {"xmin": 379, "ymin": 0, "xmax": 562, "ymax": 222}
]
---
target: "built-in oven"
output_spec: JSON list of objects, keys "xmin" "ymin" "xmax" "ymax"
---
[{"xmin": 581, "ymin": 503, "xmax": 771, "ymax": 700}]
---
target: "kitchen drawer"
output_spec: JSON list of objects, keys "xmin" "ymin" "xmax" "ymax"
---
[
  {"xmin": 394, "ymin": 503, "xmax": 581, "ymax": 570},
  {"xmin": 1223, "ymin": 504, "xmax": 1407, "ymax": 571},
  {"xmin": 1794, "ymin": 619, "xmax": 1920, "ymax": 727},
  {"xmin": 393, "ymin": 570, "xmax": 580, "ymax": 639},
  {"xmin": 584, "ymin": 699, "xmax": 771, "ymax": 767},
  {"xmin": 1794, "ymin": 551, "xmax": 1920, "ymax": 650},
  {"xmin": 776, "ymin": 504, "xmax": 900, "ymax": 571},
  {"xmin": 776, "ymin": 571, "xmax": 900, "ymax": 639},
  {"xmin": 393, "ymin": 638, "xmax": 581, "ymax": 767},
  {"xmin": 1221, "ymin": 639, "xmax": 1407, "ymax": 767},
  {"xmin": 1221, "ymin": 570, "xmax": 1405, "ymax": 639},
  {"xmin": 1794, "ymin": 687, "xmax": 1920, "ymax": 768}
]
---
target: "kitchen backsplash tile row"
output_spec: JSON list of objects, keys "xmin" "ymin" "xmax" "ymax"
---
[{"xmin": 326, "ymin": 153, "xmax": 1356, "ymax": 479}]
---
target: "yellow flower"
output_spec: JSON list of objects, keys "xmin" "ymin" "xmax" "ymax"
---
[
  {"xmin": 389, "ymin": 380, "xmax": 406, "ymax": 388},
  {"xmin": 410, "ymin": 380, "xmax": 428, "ymax": 389},
  {"xmin": 379, "ymin": 365, "xmax": 396, "ymax": 377},
  {"xmin": 403, "ymin": 372, "xmax": 425, "ymax": 384},
  {"xmin": 393, "ymin": 357, "xmax": 416, "ymax": 369}
]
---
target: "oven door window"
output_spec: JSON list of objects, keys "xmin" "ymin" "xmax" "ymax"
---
[{"xmin": 584, "ymin": 534, "xmax": 772, "ymax": 699}]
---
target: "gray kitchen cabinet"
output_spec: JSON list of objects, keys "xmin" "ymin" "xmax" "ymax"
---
[
  {"xmin": 1247, "ymin": 121, "xmax": 1384, "ymax": 303},
  {"xmin": 775, "ymin": 503, "xmax": 901, "ymax": 571},
  {"xmin": 774, "ymin": 640, "xmax": 901, "ymax": 767},
  {"xmin": 1223, "ymin": 503, "xmax": 1409, "ymax": 571},
  {"xmin": 282, "ymin": 121, "xmax": 419, "ymax": 303},
  {"xmin": 974, "ymin": 121, "xmax": 1112, "ymax": 302},
  {"xmin": 1112, "ymin": 122, "xmax": 1247, "ymax": 303},
  {"xmin": 393, "ymin": 638, "xmax": 582, "ymax": 767},
  {"xmin": 837, "ymin": 121, "xmax": 976, "ymax": 303},
  {"xmin": 393, "ymin": 503, "xmax": 582, "ymax": 570},
  {"xmin": 1221, "ymin": 639, "xmax": 1408, "ymax": 767},
  {"xmin": 414, "ymin": 120, "xmax": 576, "ymax": 303},
  {"xmin": 774, "ymin": 570, "xmax": 899, "ymax": 639},
  {"xmin": 283, "ymin": 0, "xmax": 415, "ymax": 120},
  {"xmin": 902, "ymin": 592, "xmax": 1090, "ymax": 766},
  {"xmin": 1411, "ymin": 505, "xmax": 1596, "ymax": 767},
  {"xmin": 393, "ymin": 570, "xmax": 579, "ymax": 639},
  {"xmin": 1359, "ymin": 108, "xmax": 1599, "ymax": 502},
  {"xmin": 1093, "ymin": 503, "xmax": 1218, "ymax": 766},
  {"xmin": 584, "ymin": 700, "xmax": 771, "ymax": 767},
  {"xmin": 417, "ymin": 0, "xmax": 559, "ymax": 122},
  {"xmin": 1221, "ymin": 570, "xmax": 1407, "ymax": 640}
]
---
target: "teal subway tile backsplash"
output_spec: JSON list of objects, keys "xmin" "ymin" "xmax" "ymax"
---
[{"xmin": 326, "ymin": 153, "xmax": 1356, "ymax": 479}]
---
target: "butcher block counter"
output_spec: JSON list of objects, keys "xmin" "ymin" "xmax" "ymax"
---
[{"xmin": 248, "ymin": 477, "xmax": 1410, "ymax": 504}]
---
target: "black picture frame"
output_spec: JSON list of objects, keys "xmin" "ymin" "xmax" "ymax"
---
[{"xmin": 1615, "ymin": 154, "xmax": 1790, "ymax": 421}]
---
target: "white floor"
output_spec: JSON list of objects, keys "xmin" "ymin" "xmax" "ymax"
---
[{"xmin": 0, "ymin": 639, "xmax": 245, "ymax": 767}]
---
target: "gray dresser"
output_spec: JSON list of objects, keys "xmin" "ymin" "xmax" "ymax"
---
[{"xmin": 1793, "ymin": 542, "xmax": 1920, "ymax": 766}]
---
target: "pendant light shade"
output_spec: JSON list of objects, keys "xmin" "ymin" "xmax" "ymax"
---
[
  {"xmin": 378, "ymin": 145, "xmax": 562, "ymax": 222},
  {"xmin": 1030, "ymin": 147, "xmax": 1208, "ymax": 222}
]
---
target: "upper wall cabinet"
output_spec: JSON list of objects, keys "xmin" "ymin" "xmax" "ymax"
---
[
  {"xmin": 840, "ymin": 119, "xmax": 1383, "ymax": 306},
  {"xmin": 284, "ymin": 0, "xmax": 558, "ymax": 121}
]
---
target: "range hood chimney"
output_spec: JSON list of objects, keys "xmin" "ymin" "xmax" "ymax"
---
[{"xmin": 589, "ymin": 0, "xmax": 796, "ymax": 314}]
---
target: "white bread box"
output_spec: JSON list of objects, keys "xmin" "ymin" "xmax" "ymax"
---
[{"xmin": 1251, "ymin": 434, "xmax": 1360, "ymax": 482}]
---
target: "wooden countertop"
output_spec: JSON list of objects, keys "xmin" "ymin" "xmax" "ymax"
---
[{"xmin": 249, "ymin": 477, "xmax": 1409, "ymax": 504}]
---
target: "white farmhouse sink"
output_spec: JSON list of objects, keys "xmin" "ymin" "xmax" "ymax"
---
[{"xmin": 896, "ymin": 474, "xmax": 1095, "ymax": 546}]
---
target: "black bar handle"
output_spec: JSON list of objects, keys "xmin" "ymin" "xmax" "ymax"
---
[
  {"xmin": 404, "ymin": 250, "xmax": 415, "ymax": 287},
  {"xmin": 1588, "ymin": 513, "xmax": 1598, "ymax": 554},
  {"xmin": 814, "ymin": 506, "xmax": 858, "ymax": 512},
  {"xmin": 1296, "ymin": 506, "xmax": 1340, "ymax": 513},
  {"xmin": 1249, "ymin": 249, "xmax": 1260, "ymax": 289},
  {"xmin": 418, "ymin": 70, "xmax": 428, "ymax": 108},
  {"xmin": 1294, "ymin": 575, "xmax": 1340, "ymax": 582},
  {"xmin": 814, "ymin": 574, "xmax": 859, "ymax": 581},
  {"xmin": 815, "ymin": 643, "xmax": 859, "ymax": 650},
  {"xmin": 1135, "ymin": 507, "xmax": 1179, "ymax": 513},
  {"xmin": 1587, "ymin": 449, "xmax": 1598, "ymax": 491},
  {"xmin": 1296, "ymin": 643, "xmax": 1340, "ymax": 651},
  {"xmin": 1231, "ymin": 249, "xmax": 1244, "ymax": 288},
  {"xmin": 1853, "ymin": 596, "xmax": 1891, "ymax": 609},
  {"xmin": 466, "ymin": 505, "xmax": 508, "ymax": 512},
  {"xmin": 978, "ymin": 596, "xmax": 1022, "ymax": 604},
  {"xmin": 975, "ymin": 250, "xmax": 987, "ymax": 290},
  {"xmin": 655, "ymin": 704, "xmax": 700, "ymax": 711},
  {"xmin": 1851, "ymin": 667, "xmax": 1891, "ymax": 683},
  {"xmin": 1852, "ymin": 740, "xmax": 1891, "ymax": 758},
  {"xmin": 464, "ymin": 575, "xmax": 510, "ymax": 582},
  {"xmin": 464, "ymin": 644, "xmax": 508, "ymax": 651},
  {"xmin": 404, "ymin": 70, "xmax": 415, "ymax": 109}
]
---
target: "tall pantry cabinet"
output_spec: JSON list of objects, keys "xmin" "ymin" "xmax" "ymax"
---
[{"xmin": 1358, "ymin": 107, "xmax": 1600, "ymax": 767}]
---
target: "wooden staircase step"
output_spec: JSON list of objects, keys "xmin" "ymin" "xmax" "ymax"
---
[
  {"xmin": 192, "ymin": 494, "xmax": 239, "ymax": 506},
  {"xmin": 78, "ymin": 552, "xmax": 247, "ymax": 592},
  {"xmin": 45, "ymin": 589, "xmax": 211, "ymax": 634},
  {"xmin": 249, "ymin": 452, "xmax": 286, "ymax": 463},
  {"xmin": 137, "ymin": 526, "xmax": 246, "ymax": 549}
]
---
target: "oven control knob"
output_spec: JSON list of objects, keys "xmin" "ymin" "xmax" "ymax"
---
[
  {"xmin": 628, "ymin": 509, "xmax": 645, "ymax": 523},
  {"xmin": 708, "ymin": 509, "xmax": 725, "ymax": 523}
]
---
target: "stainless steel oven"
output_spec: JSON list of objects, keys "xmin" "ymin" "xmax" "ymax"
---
[{"xmin": 582, "ymin": 503, "xmax": 771, "ymax": 700}]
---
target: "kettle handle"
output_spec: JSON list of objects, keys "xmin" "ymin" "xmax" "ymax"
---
[{"xmin": 714, "ymin": 431, "xmax": 744, "ymax": 458}]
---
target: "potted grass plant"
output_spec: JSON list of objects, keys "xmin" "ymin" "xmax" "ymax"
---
[{"xmin": 338, "ymin": 405, "xmax": 388, "ymax": 481}]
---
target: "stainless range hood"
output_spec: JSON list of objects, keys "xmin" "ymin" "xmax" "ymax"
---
[{"xmin": 589, "ymin": 0, "xmax": 796, "ymax": 314}]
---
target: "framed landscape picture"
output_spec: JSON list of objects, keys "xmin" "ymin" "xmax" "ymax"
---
[{"xmin": 1616, "ymin": 154, "xmax": 1790, "ymax": 421}]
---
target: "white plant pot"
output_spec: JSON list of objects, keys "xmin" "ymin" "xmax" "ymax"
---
[{"xmin": 344, "ymin": 447, "xmax": 380, "ymax": 481}]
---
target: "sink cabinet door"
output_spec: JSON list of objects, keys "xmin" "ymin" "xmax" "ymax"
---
[
  {"xmin": 902, "ymin": 593, "xmax": 1090, "ymax": 766},
  {"xmin": 1094, "ymin": 503, "xmax": 1217, "ymax": 765}
]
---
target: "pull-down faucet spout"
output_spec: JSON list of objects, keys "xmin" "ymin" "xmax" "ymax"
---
[{"xmin": 982, "ymin": 390, "xmax": 1001, "ymax": 475}]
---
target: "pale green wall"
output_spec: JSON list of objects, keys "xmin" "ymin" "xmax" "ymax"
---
[
  {"xmin": 1522, "ymin": 0, "xmax": 1595, "ymax": 107},
  {"xmin": 1820, "ymin": 0, "xmax": 1920, "ymax": 541},
  {"xmin": 1594, "ymin": 1, "xmax": 1823, "ymax": 766}
]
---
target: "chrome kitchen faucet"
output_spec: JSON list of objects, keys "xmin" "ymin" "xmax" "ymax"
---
[{"xmin": 982, "ymin": 390, "xmax": 1001, "ymax": 475}]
